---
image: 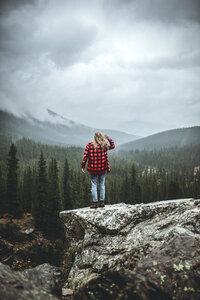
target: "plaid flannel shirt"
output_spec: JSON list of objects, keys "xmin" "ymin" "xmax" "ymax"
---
[{"xmin": 81, "ymin": 138, "xmax": 115, "ymax": 174}]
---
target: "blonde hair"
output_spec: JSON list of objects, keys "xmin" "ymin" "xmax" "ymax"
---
[{"xmin": 93, "ymin": 131, "xmax": 108, "ymax": 149}]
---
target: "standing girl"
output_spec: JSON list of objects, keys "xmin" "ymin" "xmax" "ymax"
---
[{"xmin": 81, "ymin": 132, "xmax": 115, "ymax": 208}]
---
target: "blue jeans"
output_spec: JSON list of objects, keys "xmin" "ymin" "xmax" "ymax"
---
[{"xmin": 90, "ymin": 173, "xmax": 106, "ymax": 202}]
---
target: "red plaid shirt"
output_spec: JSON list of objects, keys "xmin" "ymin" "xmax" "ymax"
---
[{"xmin": 81, "ymin": 138, "xmax": 115, "ymax": 174}]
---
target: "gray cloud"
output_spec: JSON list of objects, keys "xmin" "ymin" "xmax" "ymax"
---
[
  {"xmin": 0, "ymin": 0, "xmax": 199, "ymax": 136},
  {"xmin": 0, "ymin": 0, "xmax": 37, "ymax": 15},
  {"xmin": 104, "ymin": 0, "xmax": 200, "ymax": 24},
  {"xmin": 0, "ymin": 2, "xmax": 97, "ymax": 67},
  {"xmin": 39, "ymin": 20, "xmax": 97, "ymax": 67}
]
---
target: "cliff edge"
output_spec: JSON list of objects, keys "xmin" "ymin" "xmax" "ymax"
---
[{"xmin": 59, "ymin": 198, "xmax": 200, "ymax": 299}]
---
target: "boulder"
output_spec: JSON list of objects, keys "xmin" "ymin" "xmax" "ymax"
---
[
  {"xmin": 74, "ymin": 233, "xmax": 200, "ymax": 299},
  {"xmin": 0, "ymin": 262, "xmax": 62, "ymax": 299},
  {"xmin": 59, "ymin": 198, "xmax": 200, "ymax": 299}
]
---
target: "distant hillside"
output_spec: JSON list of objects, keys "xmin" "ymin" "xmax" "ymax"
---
[
  {"xmin": 0, "ymin": 109, "xmax": 139, "ymax": 147},
  {"xmin": 117, "ymin": 126, "xmax": 200, "ymax": 151}
]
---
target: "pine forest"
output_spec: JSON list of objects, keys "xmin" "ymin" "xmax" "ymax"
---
[{"xmin": 0, "ymin": 134, "xmax": 200, "ymax": 238}]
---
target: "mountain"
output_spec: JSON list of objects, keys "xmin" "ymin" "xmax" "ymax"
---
[
  {"xmin": 117, "ymin": 126, "xmax": 200, "ymax": 151},
  {"xmin": 118, "ymin": 119, "xmax": 178, "ymax": 136},
  {"xmin": 0, "ymin": 109, "xmax": 139, "ymax": 147}
]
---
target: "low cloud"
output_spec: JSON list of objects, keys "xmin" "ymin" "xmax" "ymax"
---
[{"xmin": 0, "ymin": 0, "xmax": 199, "ymax": 136}]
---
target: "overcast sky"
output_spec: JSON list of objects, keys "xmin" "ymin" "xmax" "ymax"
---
[{"xmin": 0, "ymin": 0, "xmax": 200, "ymax": 136}]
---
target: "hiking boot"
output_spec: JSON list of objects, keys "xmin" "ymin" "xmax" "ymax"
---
[
  {"xmin": 90, "ymin": 202, "xmax": 98, "ymax": 209},
  {"xmin": 98, "ymin": 200, "xmax": 105, "ymax": 207}
]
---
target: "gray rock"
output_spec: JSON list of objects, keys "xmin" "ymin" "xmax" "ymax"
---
[
  {"xmin": 74, "ymin": 232, "xmax": 200, "ymax": 299},
  {"xmin": 59, "ymin": 198, "xmax": 200, "ymax": 293},
  {"xmin": 24, "ymin": 228, "xmax": 34, "ymax": 234},
  {"xmin": 62, "ymin": 288, "xmax": 73, "ymax": 296},
  {"xmin": 0, "ymin": 262, "xmax": 62, "ymax": 299}
]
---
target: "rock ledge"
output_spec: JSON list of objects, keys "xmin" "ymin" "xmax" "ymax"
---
[{"xmin": 59, "ymin": 198, "xmax": 200, "ymax": 299}]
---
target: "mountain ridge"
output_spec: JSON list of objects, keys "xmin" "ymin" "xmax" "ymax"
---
[
  {"xmin": 0, "ymin": 109, "xmax": 139, "ymax": 147},
  {"xmin": 117, "ymin": 125, "xmax": 200, "ymax": 151},
  {"xmin": 1, "ymin": 109, "xmax": 199, "ymax": 150}
]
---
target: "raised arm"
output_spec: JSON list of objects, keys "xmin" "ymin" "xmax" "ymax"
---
[{"xmin": 104, "ymin": 135, "xmax": 115, "ymax": 150}]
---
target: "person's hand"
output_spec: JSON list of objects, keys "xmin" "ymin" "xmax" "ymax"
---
[
  {"xmin": 104, "ymin": 134, "xmax": 109, "ymax": 139},
  {"xmin": 82, "ymin": 167, "xmax": 85, "ymax": 173}
]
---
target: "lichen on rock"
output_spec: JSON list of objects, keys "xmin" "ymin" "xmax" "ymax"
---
[{"xmin": 60, "ymin": 198, "xmax": 200, "ymax": 299}]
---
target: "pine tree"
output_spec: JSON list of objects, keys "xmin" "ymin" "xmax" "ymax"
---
[
  {"xmin": 47, "ymin": 157, "xmax": 64, "ymax": 237},
  {"xmin": 33, "ymin": 151, "xmax": 48, "ymax": 231},
  {"xmin": 81, "ymin": 175, "xmax": 90, "ymax": 207},
  {"xmin": 22, "ymin": 167, "xmax": 33, "ymax": 213},
  {"xmin": 5, "ymin": 143, "xmax": 23, "ymax": 218},
  {"xmin": 62, "ymin": 158, "xmax": 73, "ymax": 210},
  {"xmin": 167, "ymin": 180, "xmax": 181, "ymax": 199},
  {"xmin": 121, "ymin": 175, "xmax": 130, "ymax": 204},
  {"xmin": 131, "ymin": 164, "xmax": 137, "ymax": 186},
  {"xmin": 130, "ymin": 163, "xmax": 141, "ymax": 204}
]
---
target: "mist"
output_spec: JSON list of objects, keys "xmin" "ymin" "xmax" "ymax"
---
[{"xmin": 0, "ymin": 0, "xmax": 200, "ymax": 136}]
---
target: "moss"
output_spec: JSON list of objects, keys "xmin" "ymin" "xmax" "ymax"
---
[
  {"xmin": 184, "ymin": 286, "xmax": 195, "ymax": 292},
  {"xmin": 88, "ymin": 290, "xmax": 96, "ymax": 299},
  {"xmin": 98, "ymin": 283, "xmax": 102, "ymax": 287},
  {"xmin": 146, "ymin": 268, "xmax": 152, "ymax": 273},
  {"xmin": 160, "ymin": 274, "xmax": 166, "ymax": 283},
  {"xmin": 185, "ymin": 262, "xmax": 191, "ymax": 270},
  {"xmin": 173, "ymin": 263, "xmax": 184, "ymax": 271}
]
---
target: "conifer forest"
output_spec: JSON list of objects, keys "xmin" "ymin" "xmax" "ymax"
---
[{"xmin": 0, "ymin": 134, "xmax": 200, "ymax": 238}]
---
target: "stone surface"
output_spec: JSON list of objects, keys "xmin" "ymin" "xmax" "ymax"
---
[
  {"xmin": 24, "ymin": 228, "xmax": 34, "ymax": 234},
  {"xmin": 59, "ymin": 198, "xmax": 200, "ymax": 298},
  {"xmin": 62, "ymin": 288, "xmax": 73, "ymax": 296},
  {"xmin": 0, "ymin": 262, "xmax": 62, "ymax": 299},
  {"xmin": 74, "ymin": 233, "xmax": 200, "ymax": 299}
]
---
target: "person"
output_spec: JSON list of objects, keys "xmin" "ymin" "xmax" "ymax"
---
[{"xmin": 81, "ymin": 132, "xmax": 115, "ymax": 208}]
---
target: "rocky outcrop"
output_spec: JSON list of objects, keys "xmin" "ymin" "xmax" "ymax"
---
[
  {"xmin": 74, "ymin": 233, "xmax": 200, "ymax": 300},
  {"xmin": 59, "ymin": 198, "xmax": 200, "ymax": 299},
  {"xmin": 0, "ymin": 262, "xmax": 62, "ymax": 299}
]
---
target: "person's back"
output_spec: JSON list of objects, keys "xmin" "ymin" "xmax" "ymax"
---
[{"xmin": 81, "ymin": 132, "xmax": 115, "ymax": 208}]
